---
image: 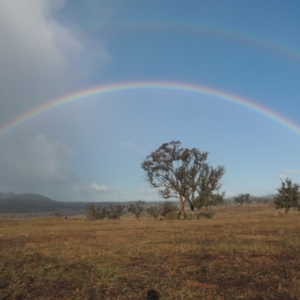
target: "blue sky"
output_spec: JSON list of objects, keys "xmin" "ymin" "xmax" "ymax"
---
[{"xmin": 0, "ymin": 0, "xmax": 300, "ymax": 202}]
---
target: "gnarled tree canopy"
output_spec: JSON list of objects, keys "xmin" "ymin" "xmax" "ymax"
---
[{"xmin": 141, "ymin": 141, "xmax": 225, "ymax": 219}]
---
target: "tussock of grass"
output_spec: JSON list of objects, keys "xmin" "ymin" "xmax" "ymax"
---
[{"xmin": 1, "ymin": 205, "xmax": 300, "ymax": 299}]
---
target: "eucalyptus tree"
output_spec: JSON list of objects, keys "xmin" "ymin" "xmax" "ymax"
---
[
  {"xmin": 141, "ymin": 141, "xmax": 225, "ymax": 219},
  {"xmin": 274, "ymin": 178, "xmax": 300, "ymax": 215}
]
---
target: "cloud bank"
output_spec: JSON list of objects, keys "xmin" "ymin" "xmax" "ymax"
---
[
  {"xmin": 0, "ymin": 0, "xmax": 111, "ymax": 199},
  {"xmin": 0, "ymin": 134, "xmax": 78, "ymax": 195},
  {"xmin": 0, "ymin": 0, "xmax": 109, "ymax": 122}
]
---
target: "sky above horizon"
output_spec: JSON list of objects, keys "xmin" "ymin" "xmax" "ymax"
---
[{"xmin": 1, "ymin": 0, "xmax": 300, "ymax": 202}]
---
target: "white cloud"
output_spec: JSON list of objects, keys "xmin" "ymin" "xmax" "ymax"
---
[
  {"xmin": 75, "ymin": 183, "xmax": 124, "ymax": 195},
  {"xmin": 121, "ymin": 142, "xmax": 135, "ymax": 148},
  {"xmin": 277, "ymin": 174, "xmax": 286, "ymax": 180},
  {"xmin": 284, "ymin": 169, "xmax": 300, "ymax": 174},
  {"xmin": 120, "ymin": 142, "xmax": 147, "ymax": 153},
  {"xmin": 275, "ymin": 169, "xmax": 300, "ymax": 182},
  {"xmin": 138, "ymin": 187, "xmax": 157, "ymax": 195}
]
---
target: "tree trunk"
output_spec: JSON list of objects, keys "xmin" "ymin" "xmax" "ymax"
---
[
  {"xmin": 190, "ymin": 203, "xmax": 195, "ymax": 219},
  {"xmin": 191, "ymin": 209, "xmax": 195, "ymax": 219},
  {"xmin": 186, "ymin": 198, "xmax": 195, "ymax": 219},
  {"xmin": 179, "ymin": 195, "xmax": 185, "ymax": 220},
  {"xmin": 285, "ymin": 206, "xmax": 290, "ymax": 215}
]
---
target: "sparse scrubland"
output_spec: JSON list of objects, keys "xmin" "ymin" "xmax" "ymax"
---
[
  {"xmin": 1, "ymin": 142, "xmax": 299, "ymax": 299},
  {"xmin": 1, "ymin": 204, "xmax": 300, "ymax": 299}
]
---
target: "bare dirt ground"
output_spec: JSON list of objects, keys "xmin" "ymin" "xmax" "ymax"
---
[{"xmin": 1, "ymin": 204, "xmax": 300, "ymax": 299}]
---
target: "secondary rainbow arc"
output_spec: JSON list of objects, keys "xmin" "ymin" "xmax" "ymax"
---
[
  {"xmin": 92, "ymin": 22, "xmax": 300, "ymax": 64},
  {"xmin": 0, "ymin": 81, "xmax": 299, "ymax": 138}
]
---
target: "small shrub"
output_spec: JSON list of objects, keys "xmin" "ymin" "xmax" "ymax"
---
[
  {"xmin": 205, "ymin": 212, "xmax": 214, "ymax": 219},
  {"xmin": 195, "ymin": 213, "xmax": 202, "ymax": 220},
  {"xmin": 160, "ymin": 201, "xmax": 178, "ymax": 217},
  {"xmin": 197, "ymin": 212, "xmax": 214, "ymax": 219},
  {"xmin": 85, "ymin": 203, "xmax": 108, "ymax": 220},
  {"xmin": 145, "ymin": 201, "xmax": 178, "ymax": 219},
  {"xmin": 107, "ymin": 204, "xmax": 125, "ymax": 219},
  {"xmin": 165, "ymin": 211, "xmax": 180, "ymax": 220},
  {"xmin": 146, "ymin": 206, "xmax": 160, "ymax": 219},
  {"xmin": 127, "ymin": 200, "xmax": 145, "ymax": 219},
  {"xmin": 234, "ymin": 193, "xmax": 253, "ymax": 206},
  {"xmin": 52, "ymin": 212, "xmax": 62, "ymax": 218}
]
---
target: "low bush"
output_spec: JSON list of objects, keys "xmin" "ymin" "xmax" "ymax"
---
[
  {"xmin": 164, "ymin": 211, "xmax": 180, "ymax": 220},
  {"xmin": 127, "ymin": 200, "xmax": 145, "ymax": 219},
  {"xmin": 146, "ymin": 206, "xmax": 160, "ymax": 219},
  {"xmin": 196, "ymin": 212, "xmax": 214, "ymax": 219},
  {"xmin": 160, "ymin": 201, "xmax": 178, "ymax": 216}
]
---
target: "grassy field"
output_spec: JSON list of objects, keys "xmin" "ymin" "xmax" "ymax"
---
[{"xmin": 1, "ymin": 204, "xmax": 300, "ymax": 299}]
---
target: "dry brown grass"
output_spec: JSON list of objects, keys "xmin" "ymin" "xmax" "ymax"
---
[{"xmin": 1, "ymin": 204, "xmax": 300, "ymax": 299}]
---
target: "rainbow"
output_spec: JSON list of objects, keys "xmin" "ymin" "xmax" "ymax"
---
[
  {"xmin": 1, "ymin": 81, "xmax": 300, "ymax": 137},
  {"xmin": 93, "ymin": 22, "xmax": 300, "ymax": 65}
]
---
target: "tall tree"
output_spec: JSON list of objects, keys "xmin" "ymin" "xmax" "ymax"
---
[
  {"xmin": 141, "ymin": 141, "xmax": 225, "ymax": 219},
  {"xmin": 274, "ymin": 178, "xmax": 300, "ymax": 215}
]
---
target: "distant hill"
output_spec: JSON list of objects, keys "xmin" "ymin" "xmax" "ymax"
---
[
  {"xmin": 0, "ymin": 192, "xmax": 67, "ymax": 213},
  {"xmin": 0, "ymin": 192, "xmax": 168, "ymax": 215},
  {"xmin": 261, "ymin": 194, "xmax": 275, "ymax": 199},
  {"xmin": 225, "ymin": 194, "xmax": 275, "ymax": 201}
]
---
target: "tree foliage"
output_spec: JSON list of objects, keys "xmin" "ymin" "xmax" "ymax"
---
[
  {"xmin": 127, "ymin": 200, "xmax": 145, "ymax": 219},
  {"xmin": 190, "ymin": 166, "xmax": 225, "ymax": 212},
  {"xmin": 192, "ymin": 192, "xmax": 224, "ymax": 211},
  {"xmin": 141, "ymin": 141, "xmax": 225, "ymax": 219},
  {"xmin": 234, "ymin": 193, "xmax": 253, "ymax": 206},
  {"xmin": 274, "ymin": 178, "xmax": 300, "ymax": 215}
]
